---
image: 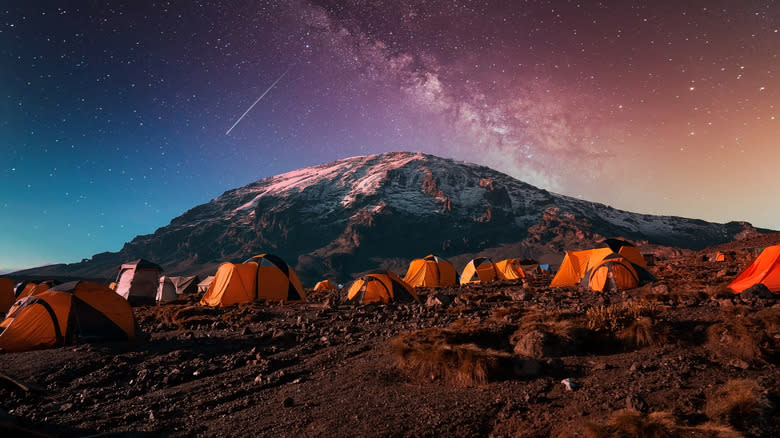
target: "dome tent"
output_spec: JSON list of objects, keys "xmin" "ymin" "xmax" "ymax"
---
[
  {"xmin": 550, "ymin": 239, "xmax": 654, "ymax": 291},
  {"xmin": 114, "ymin": 259, "xmax": 163, "ymax": 305},
  {"xmin": 200, "ymin": 254, "xmax": 306, "ymax": 307},
  {"xmin": 728, "ymin": 244, "xmax": 780, "ymax": 293},
  {"xmin": 580, "ymin": 254, "xmax": 641, "ymax": 292},
  {"xmin": 0, "ymin": 281, "xmax": 137, "ymax": 353},
  {"xmin": 403, "ymin": 254, "xmax": 458, "ymax": 288},
  {"xmin": 460, "ymin": 257, "xmax": 500, "ymax": 285},
  {"xmin": 156, "ymin": 276, "xmax": 178, "ymax": 303},
  {"xmin": 347, "ymin": 271, "xmax": 419, "ymax": 304},
  {"xmin": 313, "ymin": 280, "xmax": 338, "ymax": 291},
  {"xmin": 495, "ymin": 258, "xmax": 526, "ymax": 280}
]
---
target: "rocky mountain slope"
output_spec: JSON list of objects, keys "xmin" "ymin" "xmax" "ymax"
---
[{"xmin": 14, "ymin": 152, "xmax": 768, "ymax": 284}]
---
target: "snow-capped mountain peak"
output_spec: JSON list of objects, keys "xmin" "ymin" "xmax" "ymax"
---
[{"xmin": 17, "ymin": 152, "xmax": 766, "ymax": 284}]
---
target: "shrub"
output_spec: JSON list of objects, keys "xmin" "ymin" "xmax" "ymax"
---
[
  {"xmin": 585, "ymin": 409, "xmax": 743, "ymax": 438},
  {"xmin": 705, "ymin": 379, "xmax": 773, "ymax": 433},
  {"xmin": 585, "ymin": 303, "xmax": 658, "ymax": 333},
  {"xmin": 619, "ymin": 316, "xmax": 663, "ymax": 348},
  {"xmin": 391, "ymin": 328, "xmax": 516, "ymax": 385},
  {"xmin": 391, "ymin": 319, "xmax": 523, "ymax": 385},
  {"xmin": 706, "ymin": 307, "xmax": 779, "ymax": 363},
  {"xmin": 510, "ymin": 310, "xmax": 581, "ymax": 358}
]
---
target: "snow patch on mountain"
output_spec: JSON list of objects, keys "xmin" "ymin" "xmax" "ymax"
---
[{"xmin": 229, "ymin": 152, "xmax": 426, "ymax": 216}]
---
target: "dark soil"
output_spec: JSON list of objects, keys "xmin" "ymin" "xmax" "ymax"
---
[{"xmin": 1, "ymin": 244, "xmax": 779, "ymax": 437}]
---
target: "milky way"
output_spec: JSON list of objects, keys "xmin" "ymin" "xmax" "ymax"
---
[{"xmin": 1, "ymin": 1, "xmax": 778, "ymax": 270}]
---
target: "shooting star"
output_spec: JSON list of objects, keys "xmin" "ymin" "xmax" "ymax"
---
[{"xmin": 225, "ymin": 68, "xmax": 289, "ymax": 136}]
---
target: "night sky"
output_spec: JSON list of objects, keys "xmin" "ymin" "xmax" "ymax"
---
[{"xmin": 2, "ymin": 1, "xmax": 778, "ymax": 272}]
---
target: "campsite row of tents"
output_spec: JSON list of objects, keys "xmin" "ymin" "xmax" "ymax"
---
[
  {"xmin": 199, "ymin": 253, "xmax": 538, "ymax": 307},
  {"xmin": 2, "ymin": 240, "xmax": 780, "ymax": 354}
]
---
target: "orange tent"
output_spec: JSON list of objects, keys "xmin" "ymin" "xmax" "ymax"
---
[
  {"xmin": 200, "ymin": 263, "xmax": 257, "ymax": 307},
  {"xmin": 404, "ymin": 254, "xmax": 458, "ymax": 288},
  {"xmin": 313, "ymin": 280, "xmax": 338, "ymax": 291},
  {"xmin": 200, "ymin": 254, "xmax": 306, "ymax": 307},
  {"xmin": 14, "ymin": 282, "xmax": 37, "ymax": 300},
  {"xmin": 460, "ymin": 258, "xmax": 500, "ymax": 285},
  {"xmin": 347, "ymin": 271, "xmax": 419, "ymax": 304},
  {"xmin": 0, "ymin": 278, "xmax": 14, "ymax": 314},
  {"xmin": 245, "ymin": 254, "xmax": 306, "ymax": 302},
  {"xmin": 549, "ymin": 248, "xmax": 614, "ymax": 287},
  {"xmin": 550, "ymin": 240, "xmax": 653, "ymax": 290},
  {"xmin": 0, "ymin": 281, "xmax": 137, "ymax": 353},
  {"xmin": 711, "ymin": 251, "xmax": 734, "ymax": 262},
  {"xmin": 15, "ymin": 280, "xmax": 58, "ymax": 301},
  {"xmin": 495, "ymin": 259, "xmax": 526, "ymax": 280},
  {"xmin": 604, "ymin": 238, "xmax": 648, "ymax": 269},
  {"xmin": 728, "ymin": 244, "xmax": 780, "ymax": 293},
  {"xmin": 581, "ymin": 254, "xmax": 640, "ymax": 292}
]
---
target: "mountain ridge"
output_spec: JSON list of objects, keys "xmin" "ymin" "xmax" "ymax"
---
[{"xmin": 13, "ymin": 151, "xmax": 770, "ymax": 284}]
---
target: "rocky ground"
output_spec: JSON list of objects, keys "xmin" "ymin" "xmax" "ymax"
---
[{"xmin": 1, "ymin": 235, "xmax": 779, "ymax": 437}]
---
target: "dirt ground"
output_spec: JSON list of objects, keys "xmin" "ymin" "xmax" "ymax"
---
[{"xmin": 1, "ymin": 240, "xmax": 778, "ymax": 437}]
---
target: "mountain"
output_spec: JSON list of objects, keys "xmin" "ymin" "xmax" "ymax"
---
[{"xmin": 13, "ymin": 151, "xmax": 768, "ymax": 284}]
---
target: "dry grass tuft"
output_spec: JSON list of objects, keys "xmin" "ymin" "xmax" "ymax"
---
[
  {"xmin": 582, "ymin": 303, "xmax": 663, "ymax": 351},
  {"xmin": 706, "ymin": 308, "xmax": 779, "ymax": 363},
  {"xmin": 509, "ymin": 310, "xmax": 581, "ymax": 358},
  {"xmin": 445, "ymin": 318, "xmax": 517, "ymax": 349},
  {"xmin": 585, "ymin": 303, "xmax": 658, "ymax": 333},
  {"xmin": 391, "ymin": 327, "xmax": 516, "ymax": 385},
  {"xmin": 391, "ymin": 319, "xmax": 522, "ymax": 385},
  {"xmin": 704, "ymin": 379, "xmax": 773, "ymax": 433},
  {"xmin": 585, "ymin": 409, "xmax": 743, "ymax": 438},
  {"xmin": 165, "ymin": 305, "xmax": 219, "ymax": 329},
  {"xmin": 584, "ymin": 409, "xmax": 678, "ymax": 438},
  {"xmin": 619, "ymin": 316, "xmax": 664, "ymax": 348}
]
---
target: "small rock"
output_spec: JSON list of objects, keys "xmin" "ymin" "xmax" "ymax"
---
[
  {"xmin": 590, "ymin": 361, "xmax": 607, "ymax": 371},
  {"xmin": 254, "ymin": 374, "xmax": 264, "ymax": 384},
  {"xmin": 629, "ymin": 363, "xmax": 638, "ymax": 372},
  {"xmin": 561, "ymin": 378, "xmax": 578, "ymax": 391},
  {"xmin": 740, "ymin": 284, "xmax": 774, "ymax": 299}
]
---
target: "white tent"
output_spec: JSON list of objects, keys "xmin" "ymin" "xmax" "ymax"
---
[
  {"xmin": 114, "ymin": 259, "xmax": 162, "ymax": 305},
  {"xmin": 197, "ymin": 276, "xmax": 214, "ymax": 294},
  {"xmin": 169, "ymin": 275, "xmax": 199, "ymax": 295},
  {"xmin": 156, "ymin": 276, "xmax": 178, "ymax": 303}
]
